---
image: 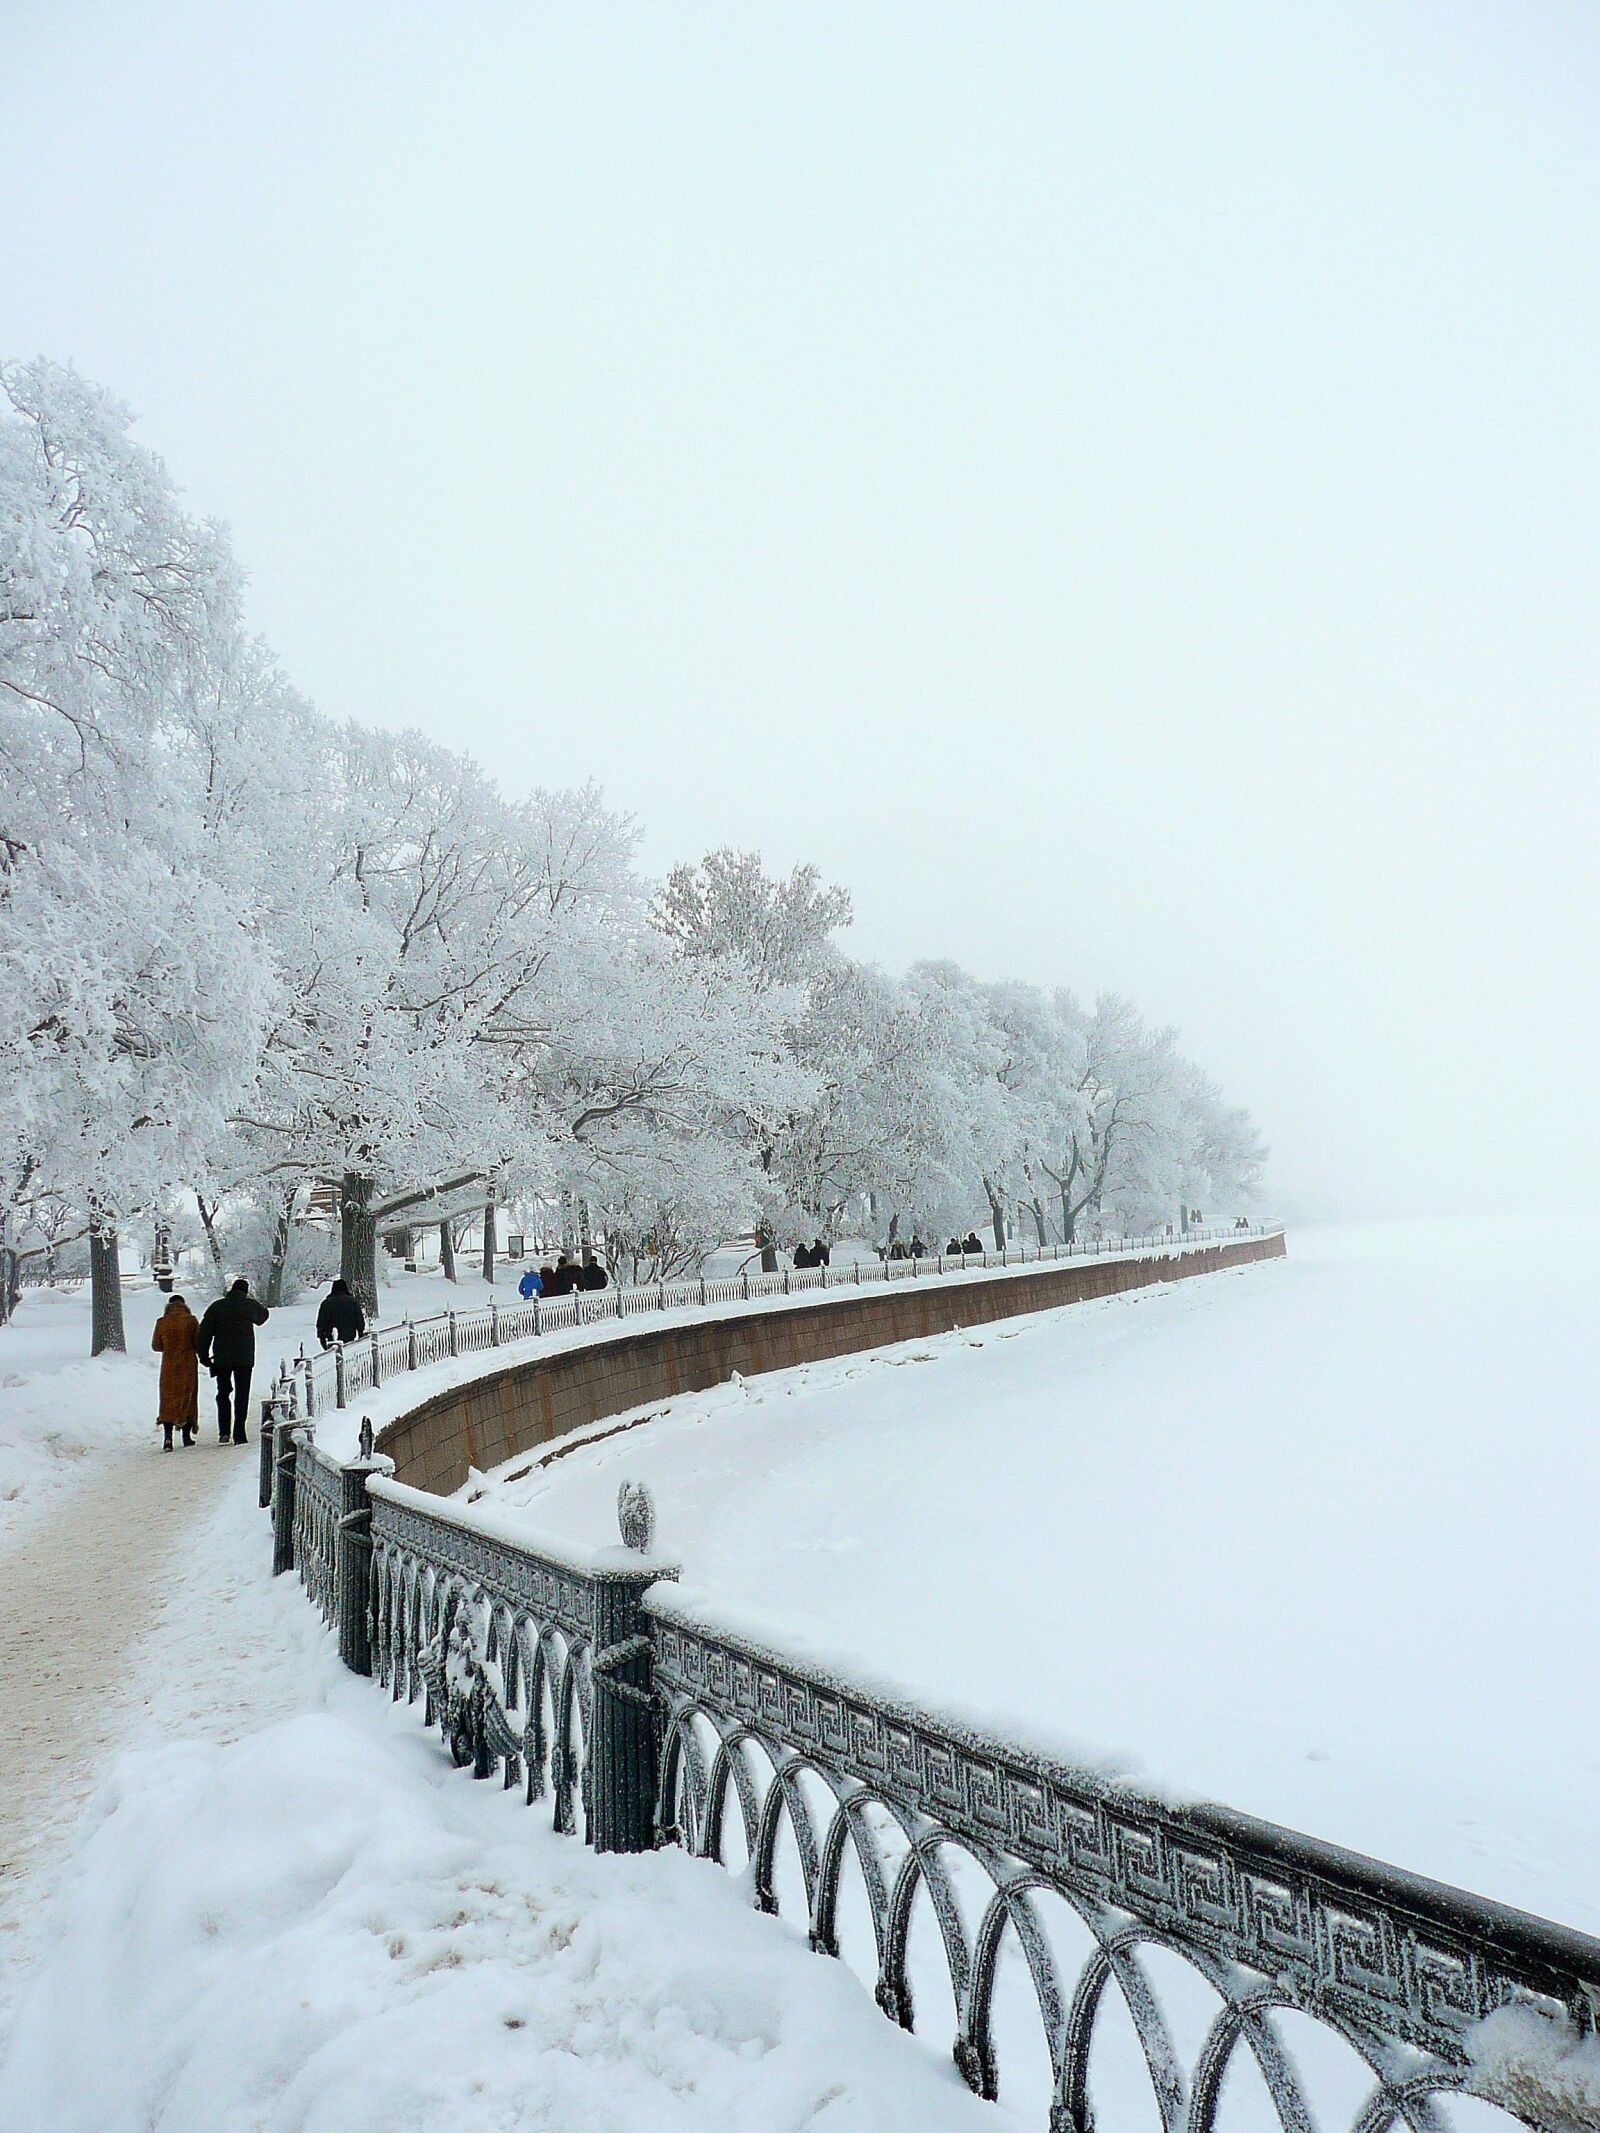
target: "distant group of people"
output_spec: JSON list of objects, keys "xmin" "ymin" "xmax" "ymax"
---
[
  {"xmin": 947, "ymin": 1232, "xmax": 985, "ymax": 1256},
  {"xmin": 151, "ymin": 1277, "xmax": 270, "ymax": 1450},
  {"xmin": 792, "ymin": 1238, "xmax": 831, "ymax": 1268},
  {"xmin": 517, "ymin": 1251, "xmax": 609, "ymax": 1301}
]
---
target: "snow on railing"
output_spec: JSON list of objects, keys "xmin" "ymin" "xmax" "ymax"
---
[{"xmin": 267, "ymin": 1223, "xmax": 1280, "ymax": 1425}]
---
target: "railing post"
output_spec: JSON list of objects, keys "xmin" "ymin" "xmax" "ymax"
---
[
  {"xmin": 259, "ymin": 1393, "xmax": 279, "ymax": 1509},
  {"xmin": 658, "ymin": 1282, "xmax": 667, "ymax": 1310},
  {"xmin": 336, "ymin": 1418, "xmax": 386, "ymax": 1675},
  {"xmin": 489, "ymin": 1299, "xmax": 500, "ymax": 1348},
  {"xmin": 616, "ymin": 1285, "xmax": 624, "ymax": 1319},
  {"xmin": 407, "ymin": 1316, "xmax": 418, "ymax": 1371},
  {"xmin": 447, "ymin": 1308, "xmax": 458, "ymax": 1357},
  {"xmin": 272, "ymin": 1415, "xmax": 299, "ymax": 1576},
  {"xmin": 371, "ymin": 1333, "xmax": 383, "ymax": 1390},
  {"xmin": 742, "ymin": 1268, "xmax": 749, "ymax": 1301},
  {"xmin": 533, "ymin": 1296, "xmax": 541, "ymax": 1336},
  {"xmin": 783, "ymin": 1266, "xmax": 790, "ymax": 1295},
  {"xmin": 588, "ymin": 1566, "xmax": 666, "ymax": 1855},
  {"xmin": 699, "ymin": 1273, "xmax": 707, "ymax": 1307},
  {"xmin": 334, "ymin": 1335, "xmax": 346, "ymax": 1409}
]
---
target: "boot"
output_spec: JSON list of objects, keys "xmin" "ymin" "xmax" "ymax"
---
[
  {"xmin": 232, "ymin": 1425, "xmax": 249, "ymax": 1445},
  {"xmin": 182, "ymin": 1425, "xmax": 196, "ymax": 1447},
  {"xmin": 162, "ymin": 1425, "xmax": 174, "ymax": 1452}
]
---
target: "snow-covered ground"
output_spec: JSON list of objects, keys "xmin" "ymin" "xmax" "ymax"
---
[
  {"xmin": 3, "ymin": 1220, "xmax": 1591, "ymax": 2131},
  {"xmin": 474, "ymin": 1218, "xmax": 1596, "ymax": 1934},
  {"xmin": 0, "ymin": 1419, "xmax": 1004, "ymax": 2131},
  {"xmin": 0, "ymin": 1263, "xmax": 517, "ymax": 1550}
]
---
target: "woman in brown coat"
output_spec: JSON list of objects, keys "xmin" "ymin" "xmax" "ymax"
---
[{"xmin": 151, "ymin": 1295, "xmax": 200, "ymax": 1450}]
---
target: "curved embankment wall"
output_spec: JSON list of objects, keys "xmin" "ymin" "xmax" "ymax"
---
[{"xmin": 376, "ymin": 1231, "xmax": 1287, "ymax": 1495}]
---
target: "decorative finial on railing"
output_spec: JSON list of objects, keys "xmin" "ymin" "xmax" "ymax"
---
[
  {"xmin": 617, "ymin": 1478, "xmax": 655, "ymax": 1554},
  {"xmin": 359, "ymin": 1416, "xmax": 375, "ymax": 1461}
]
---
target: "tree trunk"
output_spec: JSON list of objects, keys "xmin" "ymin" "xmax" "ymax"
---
[
  {"xmin": 1028, "ymin": 1197, "xmax": 1049, "ymax": 1247},
  {"xmin": 90, "ymin": 1215, "xmax": 126, "ymax": 1356},
  {"xmin": 340, "ymin": 1171, "xmax": 379, "ymax": 1321},
  {"xmin": 264, "ymin": 1186, "xmax": 297, "ymax": 1308},
  {"xmin": 481, "ymin": 1183, "xmax": 497, "ymax": 1286},
  {"xmin": 439, "ymin": 1219, "xmax": 457, "ymax": 1283},
  {"xmin": 756, "ymin": 1222, "xmax": 778, "ymax": 1275},
  {"xmin": 0, "ymin": 1207, "xmax": 16, "ymax": 1326},
  {"xmin": 1059, "ymin": 1185, "xmax": 1076, "ymax": 1244},
  {"xmin": 0, "ymin": 1205, "xmax": 16, "ymax": 1326},
  {"xmin": 196, "ymin": 1191, "xmax": 226, "ymax": 1282},
  {"xmin": 983, "ymin": 1178, "xmax": 1008, "ymax": 1251}
]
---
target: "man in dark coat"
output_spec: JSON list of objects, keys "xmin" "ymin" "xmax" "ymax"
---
[
  {"xmin": 197, "ymin": 1277, "xmax": 270, "ymax": 1444},
  {"xmin": 578, "ymin": 1252, "xmax": 609, "ymax": 1291},
  {"xmin": 793, "ymin": 1241, "xmax": 814, "ymax": 1269},
  {"xmin": 315, "ymin": 1278, "xmax": 366, "ymax": 1349}
]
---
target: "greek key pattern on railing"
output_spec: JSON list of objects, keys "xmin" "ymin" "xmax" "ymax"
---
[
  {"xmin": 278, "ymin": 1224, "xmax": 1279, "ymax": 1422},
  {"xmin": 647, "ymin": 1604, "xmax": 1600, "ymax": 2133},
  {"xmin": 291, "ymin": 1442, "xmax": 341, "ymax": 1629},
  {"xmin": 368, "ymin": 1489, "xmax": 603, "ymax": 1834}
]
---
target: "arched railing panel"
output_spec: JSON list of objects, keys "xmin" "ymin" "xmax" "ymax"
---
[{"xmin": 646, "ymin": 1595, "xmax": 1600, "ymax": 2133}]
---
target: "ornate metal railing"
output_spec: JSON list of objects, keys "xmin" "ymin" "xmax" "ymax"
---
[
  {"xmin": 365, "ymin": 1472, "xmax": 664, "ymax": 1852},
  {"xmin": 267, "ymin": 1223, "xmax": 1277, "ymax": 1425},
  {"xmin": 256, "ymin": 1229, "xmax": 1600, "ymax": 2133},
  {"xmin": 290, "ymin": 1440, "xmax": 341, "ymax": 1630},
  {"xmin": 646, "ymin": 1594, "xmax": 1600, "ymax": 2133}
]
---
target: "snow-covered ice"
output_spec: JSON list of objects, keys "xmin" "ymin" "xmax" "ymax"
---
[{"xmin": 476, "ymin": 1217, "xmax": 1597, "ymax": 1933}]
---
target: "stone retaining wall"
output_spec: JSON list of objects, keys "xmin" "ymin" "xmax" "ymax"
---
[{"xmin": 375, "ymin": 1231, "xmax": 1286, "ymax": 1495}]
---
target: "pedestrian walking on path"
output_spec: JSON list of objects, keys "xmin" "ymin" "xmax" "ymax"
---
[
  {"xmin": 150, "ymin": 1294, "xmax": 200, "ymax": 1451},
  {"xmin": 196, "ymin": 1278, "xmax": 269, "ymax": 1445},
  {"xmin": 315, "ymin": 1277, "xmax": 366, "ymax": 1349}
]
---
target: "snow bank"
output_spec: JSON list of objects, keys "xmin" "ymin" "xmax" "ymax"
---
[
  {"xmin": 0, "ymin": 1287, "xmax": 164, "ymax": 1547},
  {"xmin": 1, "ymin": 1707, "xmax": 1004, "ymax": 2133},
  {"xmin": 0, "ymin": 1442, "xmax": 1003, "ymax": 2131}
]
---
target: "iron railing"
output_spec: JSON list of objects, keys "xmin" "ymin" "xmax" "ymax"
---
[{"xmin": 647, "ymin": 1594, "xmax": 1600, "ymax": 2133}]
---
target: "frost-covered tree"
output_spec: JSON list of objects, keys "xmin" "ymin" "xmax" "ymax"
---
[
  {"xmin": 0, "ymin": 360, "xmax": 273, "ymax": 1349},
  {"xmin": 2, "ymin": 359, "xmax": 1268, "ymax": 1352}
]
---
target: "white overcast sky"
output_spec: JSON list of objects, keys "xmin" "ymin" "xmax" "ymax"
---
[{"xmin": 4, "ymin": 1, "xmax": 1596, "ymax": 1218}]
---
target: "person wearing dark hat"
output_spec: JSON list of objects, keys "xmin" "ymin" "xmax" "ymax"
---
[{"xmin": 196, "ymin": 1277, "xmax": 270, "ymax": 1443}]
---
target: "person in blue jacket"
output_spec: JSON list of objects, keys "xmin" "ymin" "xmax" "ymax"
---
[{"xmin": 517, "ymin": 1265, "xmax": 543, "ymax": 1301}]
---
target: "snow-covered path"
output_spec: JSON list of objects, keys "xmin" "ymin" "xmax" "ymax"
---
[
  {"xmin": 0, "ymin": 1437, "xmax": 245, "ymax": 1984},
  {"xmin": 0, "ymin": 1422, "xmax": 1002, "ymax": 2129}
]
